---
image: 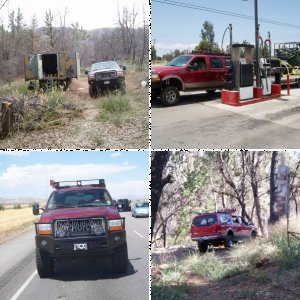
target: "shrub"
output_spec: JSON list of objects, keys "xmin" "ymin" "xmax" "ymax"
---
[
  {"xmin": 0, "ymin": 204, "xmax": 5, "ymax": 211},
  {"xmin": 13, "ymin": 204, "xmax": 22, "ymax": 209}
]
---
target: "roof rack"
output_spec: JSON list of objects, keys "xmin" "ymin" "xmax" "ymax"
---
[{"xmin": 50, "ymin": 179, "xmax": 106, "ymax": 189}]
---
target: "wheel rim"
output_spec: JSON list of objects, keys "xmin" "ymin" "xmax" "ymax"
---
[{"xmin": 165, "ymin": 90, "xmax": 177, "ymax": 104}]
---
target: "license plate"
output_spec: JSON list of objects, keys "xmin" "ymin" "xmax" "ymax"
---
[
  {"xmin": 118, "ymin": 204, "xmax": 122, "ymax": 208},
  {"xmin": 104, "ymin": 80, "xmax": 110, "ymax": 84},
  {"xmin": 73, "ymin": 243, "xmax": 88, "ymax": 251}
]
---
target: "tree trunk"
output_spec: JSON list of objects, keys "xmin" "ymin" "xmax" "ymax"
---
[
  {"xmin": 269, "ymin": 151, "xmax": 278, "ymax": 223},
  {"xmin": 151, "ymin": 151, "xmax": 171, "ymax": 240}
]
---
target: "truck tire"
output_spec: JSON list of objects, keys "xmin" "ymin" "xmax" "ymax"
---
[
  {"xmin": 36, "ymin": 248, "xmax": 54, "ymax": 278},
  {"xmin": 206, "ymin": 90, "xmax": 216, "ymax": 95},
  {"xmin": 225, "ymin": 234, "xmax": 234, "ymax": 249},
  {"xmin": 197, "ymin": 241, "xmax": 208, "ymax": 253},
  {"xmin": 151, "ymin": 90, "xmax": 160, "ymax": 101},
  {"xmin": 160, "ymin": 86, "xmax": 180, "ymax": 106},
  {"xmin": 112, "ymin": 244, "xmax": 128, "ymax": 274},
  {"xmin": 89, "ymin": 85, "xmax": 98, "ymax": 98}
]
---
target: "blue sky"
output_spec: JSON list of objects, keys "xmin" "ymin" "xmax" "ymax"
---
[
  {"xmin": 152, "ymin": 0, "xmax": 300, "ymax": 56},
  {"xmin": 0, "ymin": 150, "xmax": 149, "ymax": 201}
]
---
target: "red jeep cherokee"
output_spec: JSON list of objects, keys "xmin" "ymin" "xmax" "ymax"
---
[
  {"xmin": 151, "ymin": 53, "xmax": 228, "ymax": 106},
  {"xmin": 190, "ymin": 212, "xmax": 256, "ymax": 253},
  {"xmin": 33, "ymin": 179, "xmax": 128, "ymax": 278}
]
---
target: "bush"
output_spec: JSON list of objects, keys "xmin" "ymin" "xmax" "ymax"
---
[
  {"xmin": 13, "ymin": 204, "xmax": 22, "ymax": 209},
  {"xmin": 0, "ymin": 204, "xmax": 5, "ymax": 211},
  {"xmin": 186, "ymin": 252, "xmax": 247, "ymax": 281}
]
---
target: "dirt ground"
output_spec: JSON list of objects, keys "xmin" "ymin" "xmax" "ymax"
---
[
  {"xmin": 0, "ymin": 74, "xmax": 148, "ymax": 148},
  {"xmin": 152, "ymin": 246, "xmax": 300, "ymax": 300}
]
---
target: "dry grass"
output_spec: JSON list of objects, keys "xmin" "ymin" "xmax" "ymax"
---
[
  {"xmin": 0, "ymin": 66, "xmax": 149, "ymax": 148},
  {"xmin": 0, "ymin": 207, "xmax": 38, "ymax": 244}
]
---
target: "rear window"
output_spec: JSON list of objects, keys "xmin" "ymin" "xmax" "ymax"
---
[
  {"xmin": 193, "ymin": 215, "xmax": 217, "ymax": 226},
  {"xmin": 210, "ymin": 57, "xmax": 223, "ymax": 68}
]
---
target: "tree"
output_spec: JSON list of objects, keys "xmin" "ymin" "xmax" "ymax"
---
[
  {"xmin": 44, "ymin": 9, "xmax": 56, "ymax": 50},
  {"xmin": 151, "ymin": 151, "xmax": 172, "ymax": 240},
  {"xmin": 201, "ymin": 21, "xmax": 215, "ymax": 45},
  {"xmin": 269, "ymin": 151, "xmax": 278, "ymax": 223},
  {"xmin": 151, "ymin": 45, "xmax": 157, "ymax": 60}
]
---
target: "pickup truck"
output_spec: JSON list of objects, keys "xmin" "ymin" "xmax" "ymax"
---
[
  {"xmin": 190, "ymin": 212, "xmax": 256, "ymax": 253},
  {"xmin": 33, "ymin": 179, "xmax": 128, "ymax": 277},
  {"xmin": 151, "ymin": 53, "xmax": 228, "ymax": 106}
]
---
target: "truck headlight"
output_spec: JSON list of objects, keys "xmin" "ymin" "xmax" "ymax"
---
[
  {"xmin": 93, "ymin": 224, "xmax": 105, "ymax": 235},
  {"xmin": 117, "ymin": 71, "xmax": 124, "ymax": 77},
  {"xmin": 108, "ymin": 219, "xmax": 123, "ymax": 232},
  {"xmin": 151, "ymin": 73, "xmax": 160, "ymax": 81},
  {"xmin": 37, "ymin": 223, "xmax": 52, "ymax": 235},
  {"xmin": 88, "ymin": 74, "xmax": 95, "ymax": 80}
]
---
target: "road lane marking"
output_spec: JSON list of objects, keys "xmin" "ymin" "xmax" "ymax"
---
[
  {"xmin": 10, "ymin": 270, "xmax": 37, "ymax": 300},
  {"xmin": 133, "ymin": 230, "xmax": 147, "ymax": 240}
]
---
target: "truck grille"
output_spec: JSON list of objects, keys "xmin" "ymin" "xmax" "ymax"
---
[
  {"xmin": 95, "ymin": 71, "xmax": 117, "ymax": 81},
  {"xmin": 54, "ymin": 218, "xmax": 106, "ymax": 238}
]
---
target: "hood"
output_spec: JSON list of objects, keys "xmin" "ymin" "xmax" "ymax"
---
[
  {"xmin": 40, "ymin": 206, "xmax": 120, "ymax": 223},
  {"xmin": 151, "ymin": 65, "xmax": 183, "ymax": 74},
  {"xmin": 89, "ymin": 68, "xmax": 119, "ymax": 75}
]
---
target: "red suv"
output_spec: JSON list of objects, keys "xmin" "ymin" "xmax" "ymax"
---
[
  {"xmin": 151, "ymin": 53, "xmax": 228, "ymax": 106},
  {"xmin": 33, "ymin": 179, "xmax": 128, "ymax": 277},
  {"xmin": 190, "ymin": 212, "xmax": 256, "ymax": 253}
]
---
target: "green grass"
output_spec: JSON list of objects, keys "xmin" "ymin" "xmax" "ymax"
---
[
  {"xmin": 152, "ymin": 284, "xmax": 188, "ymax": 300},
  {"xmin": 98, "ymin": 93, "xmax": 132, "ymax": 126},
  {"xmin": 0, "ymin": 79, "xmax": 30, "ymax": 97},
  {"xmin": 186, "ymin": 252, "xmax": 247, "ymax": 281}
]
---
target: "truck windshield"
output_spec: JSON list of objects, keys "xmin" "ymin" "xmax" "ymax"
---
[
  {"xmin": 91, "ymin": 61, "xmax": 119, "ymax": 71},
  {"xmin": 167, "ymin": 55, "xmax": 192, "ymax": 67},
  {"xmin": 47, "ymin": 189, "xmax": 112, "ymax": 209}
]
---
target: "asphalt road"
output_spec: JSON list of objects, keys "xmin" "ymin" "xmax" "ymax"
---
[
  {"xmin": 0, "ymin": 212, "xmax": 149, "ymax": 300},
  {"xmin": 152, "ymin": 88, "xmax": 300, "ymax": 149}
]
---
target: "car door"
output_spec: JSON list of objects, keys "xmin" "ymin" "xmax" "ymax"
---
[
  {"xmin": 207, "ymin": 56, "xmax": 227, "ymax": 89},
  {"xmin": 184, "ymin": 56, "xmax": 210, "ymax": 90}
]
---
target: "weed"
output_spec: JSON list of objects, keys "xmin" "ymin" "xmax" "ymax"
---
[
  {"xmin": 238, "ymin": 288, "xmax": 257, "ymax": 299},
  {"xmin": 186, "ymin": 252, "xmax": 246, "ymax": 281},
  {"xmin": 152, "ymin": 284, "xmax": 188, "ymax": 300},
  {"xmin": 98, "ymin": 94, "xmax": 131, "ymax": 124},
  {"xmin": 0, "ymin": 80, "xmax": 30, "ymax": 97},
  {"xmin": 160, "ymin": 262, "xmax": 185, "ymax": 285},
  {"xmin": 250, "ymin": 269, "xmax": 272, "ymax": 283}
]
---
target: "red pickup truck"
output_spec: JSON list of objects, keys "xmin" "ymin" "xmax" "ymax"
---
[
  {"xmin": 33, "ymin": 179, "xmax": 128, "ymax": 277},
  {"xmin": 190, "ymin": 212, "xmax": 256, "ymax": 253},
  {"xmin": 151, "ymin": 53, "xmax": 228, "ymax": 106}
]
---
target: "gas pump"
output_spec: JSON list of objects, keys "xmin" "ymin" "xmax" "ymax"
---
[
  {"xmin": 259, "ymin": 32, "xmax": 272, "ymax": 95},
  {"xmin": 229, "ymin": 43, "xmax": 255, "ymax": 100}
]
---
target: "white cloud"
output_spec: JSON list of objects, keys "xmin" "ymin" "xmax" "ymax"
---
[
  {"xmin": 155, "ymin": 42, "xmax": 198, "ymax": 56},
  {"xmin": 108, "ymin": 180, "xmax": 149, "ymax": 200},
  {"xmin": 0, "ymin": 163, "xmax": 138, "ymax": 199},
  {"xmin": 110, "ymin": 152, "xmax": 122, "ymax": 157}
]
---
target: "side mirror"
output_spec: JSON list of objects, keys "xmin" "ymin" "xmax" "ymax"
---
[
  {"xmin": 85, "ymin": 70, "xmax": 89, "ymax": 75},
  {"xmin": 33, "ymin": 203, "xmax": 40, "ymax": 215},
  {"xmin": 123, "ymin": 66, "xmax": 126, "ymax": 71}
]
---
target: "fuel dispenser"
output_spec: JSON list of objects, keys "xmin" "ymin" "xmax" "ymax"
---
[
  {"xmin": 259, "ymin": 33, "xmax": 272, "ymax": 95},
  {"xmin": 228, "ymin": 43, "xmax": 255, "ymax": 100}
]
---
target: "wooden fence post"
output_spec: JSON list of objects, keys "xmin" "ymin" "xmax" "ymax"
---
[{"xmin": 1, "ymin": 102, "xmax": 13, "ymax": 139}]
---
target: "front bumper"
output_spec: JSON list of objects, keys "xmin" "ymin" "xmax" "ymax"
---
[
  {"xmin": 35, "ymin": 231, "xmax": 126, "ymax": 260},
  {"xmin": 89, "ymin": 77, "xmax": 123, "ymax": 89}
]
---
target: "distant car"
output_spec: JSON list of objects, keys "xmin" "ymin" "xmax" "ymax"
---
[
  {"xmin": 86, "ymin": 60, "xmax": 126, "ymax": 97},
  {"xmin": 190, "ymin": 211, "xmax": 257, "ymax": 253},
  {"xmin": 117, "ymin": 199, "xmax": 131, "ymax": 212},
  {"xmin": 131, "ymin": 202, "xmax": 149, "ymax": 218}
]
